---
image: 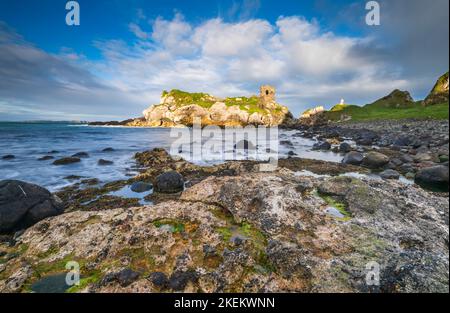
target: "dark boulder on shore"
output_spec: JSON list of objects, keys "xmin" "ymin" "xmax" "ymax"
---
[
  {"xmin": 362, "ymin": 151, "xmax": 390, "ymax": 169},
  {"xmin": 53, "ymin": 157, "xmax": 81, "ymax": 166},
  {"xmin": 339, "ymin": 142, "xmax": 352, "ymax": 153},
  {"xmin": 0, "ymin": 180, "xmax": 64, "ymax": 233},
  {"xmin": 130, "ymin": 181, "xmax": 153, "ymax": 193},
  {"xmin": 312, "ymin": 141, "xmax": 331, "ymax": 151},
  {"xmin": 155, "ymin": 171, "xmax": 184, "ymax": 193},
  {"xmin": 379, "ymin": 169, "xmax": 400, "ymax": 180},
  {"xmin": 415, "ymin": 165, "xmax": 449, "ymax": 191},
  {"xmin": 342, "ymin": 151, "xmax": 364, "ymax": 165}
]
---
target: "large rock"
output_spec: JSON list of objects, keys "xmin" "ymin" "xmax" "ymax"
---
[
  {"xmin": 53, "ymin": 157, "xmax": 81, "ymax": 166},
  {"xmin": 379, "ymin": 169, "xmax": 400, "ymax": 180},
  {"xmin": 415, "ymin": 165, "xmax": 449, "ymax": 191},
  {"xmin": 0, "ymin": 180, "xmax": 63, "ymax": 233},
  {"xmin": 342, "ymin": 151, "xmax": 364, "ymax": 165},
  {"xmin": 362, "ymin": 152, "xmax": 390, "ymax": 169},
  {"xmin": 0, "ymin": 170, "xmax": 448, "ymax": 293},
  {"xmin": 154, "ymin": 171, "xmax": 184, "ymax": 193},
  {"xmin": 312, "ymin": 141, "xmax": 331, "ymax": 151}
]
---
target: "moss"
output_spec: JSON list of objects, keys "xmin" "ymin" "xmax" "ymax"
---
[
  {"xmin": 164, "ymin": 89, "xmax": 216, "ymax": 108},
  {"xmin": 37, "ymin": 245, "xmax": 60, "ymax": 259},
  {"xmin": 318, "ymin": 192, "xmax": 352, "ymax": 221},
  {"xmin": 66, "ymin": 271, "xmax": 102, "ymax": 293},
  {"xmin": 153, "ymin": 219, "xmax": 186, "ymax": 233},
  {"xmin": 216, "ymin": 227, "xmax": 233, "ymax": 242}
]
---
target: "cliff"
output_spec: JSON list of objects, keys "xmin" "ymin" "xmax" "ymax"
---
[
  {"xmin": 423, "ymin": 72, "xmax": 449, "ymax": 106},
  {"xmin": 131, "ymin": 87, "xmax": 294, "ymax": 127}
]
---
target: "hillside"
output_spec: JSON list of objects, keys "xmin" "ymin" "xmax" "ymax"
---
[
  {"xmin": 423, "ymin": 72, "xmax": 449, "ymax": 106},
  {"xmin": 301, "ymin": 73, "xmax": 449, "ymax": 123}
]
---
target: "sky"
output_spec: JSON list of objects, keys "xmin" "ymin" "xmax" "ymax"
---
[{"xmin": 0, "ymin": 0, "xmax": 448, "ymax": 121}]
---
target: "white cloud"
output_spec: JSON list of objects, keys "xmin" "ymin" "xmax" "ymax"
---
[
  {"xmin": 91, "ymin": 13, "xmax": 411, "ymax": 114},
  {"xmin": 2, "ymin": 11, "xmax": 433, "ymax": 120}
]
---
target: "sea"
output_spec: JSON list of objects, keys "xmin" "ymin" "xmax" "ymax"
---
[{"xmin": 0, "ymin": 121, "xmax": 344, "ymax": 191}]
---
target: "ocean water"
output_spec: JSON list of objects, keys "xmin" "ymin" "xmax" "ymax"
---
[{"xmin": 0, "ymin": 122, "xmax": 343, "ymax": 191}]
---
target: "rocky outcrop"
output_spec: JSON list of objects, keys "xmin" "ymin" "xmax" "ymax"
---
[
  {"xmin": 0, "ymin": 167, "xmax": 447, "ymax": 293},
  {"xmin": 366, "ymin": 89, "xmax": 415, "ymax": 108},
  {"xmin": 423, "ymin": 72, "xmax": 449, "ymax": 106},
  {"xmin": 133, "ymin": 89, "xmax": 293, "ymax": 127},
  {"xmin": 0, "ymin": 180, "xmax": 64, "ymax": 233}
]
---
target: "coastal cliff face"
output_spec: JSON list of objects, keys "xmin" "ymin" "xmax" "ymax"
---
[
  {"xmin": 423, "ymin": 72, "xmax": 449, "ymax": 106},
  {"xmin": 131, "ymin": 88, "xmax": 293, "ymax": 127}
]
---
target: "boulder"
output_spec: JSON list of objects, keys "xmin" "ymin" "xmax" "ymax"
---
[
  {"xmin": 362, "ymin": 152, "xmax": 390, "ymax": 169},
  {"xmin": 0, "ymin": 180, "xmax": 64, "ymax": 233},
  {"xmin": 415, "ymin": 165, "xmax": 449, "ymax": 191},
  {"xmin": 102, "ymin": 148, "xmax": 115, "ymax": 152},
  {"xmin": 53, "ymin": 157, "xmax": 81, "ymax": 165},
  {"xmin": 2, "ymin": 155, "xmax": 15, "ymax": 160},
  {"xmin": 312, "ymin": 141, "xmax": 331, "ymax": 151},
  {"xmin": 38, "ymin": 156, "xmax": 54, "ymax": 161},
  {"xmin": 339, "ymin": 142, "xmax": 352, "ymax": 153},
  {"xmin": 155, "ymin": 171, "xmax": 184, "ymax": 193},
  {"xmin": 342, "ymin": 151, "xmax": 364, "ymax": 165},
  {"xmin": 379, "ymin": 169, "xmax": 400, "ymax": 180},
  {"xmin": 71, "ymin": 152, "xmax": 89, "ymax": 158},
  {"xmin": 130, "ymin": 182, "xmax": 153, "ymax": 193},
  {"xmin": 98, "ymin": 159, "xmax": 113, "ymax": 166}
]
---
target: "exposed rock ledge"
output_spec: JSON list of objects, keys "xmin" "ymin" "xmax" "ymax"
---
[{"xmin": 0, "ymin": 154, "xmax": 448, "ymax": 293}]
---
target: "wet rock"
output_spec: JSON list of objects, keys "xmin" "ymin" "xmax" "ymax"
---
[
  {"xmin": 393, "ymin": 136, "xmax": 412, "ymax": 147},
  {"xmin": 415, "ymin": 165, "xmax": 449, "ymax": 191},
  {"xmin": 379, "ymin": 169, "xmax": 400, "ymax": 180},
  {"xmin": 71, "ymin": 152, "xmax": 89, "ymax": 158},
  {"xmin": 413, "ymin": 153, "xmax": 433, "ymax": 163},
  {"xmin": 287, "ymin": 151, "xmax": 297, "ymax": 156},
  {"xmin": 102, "ymin": 147, "xmax": 115, "ymax": 152},
  {"xmin": 342, "ymin": 151, "xmax": 364, "ymax": 165},
  {"xmin": 98, "ymin": 159, "xmax": 114, "ymax": 166},
  {"xmin": 168, "ymin": 271, "xmax": 198, "ymax": 291},
  {"xmin": 339, "ymin": 142, "xmax": 352, "ymax": 153},
  {"xmin": 362, "ymin": 151, "xmax": 390, "ymax": 169},
  {"xmin": 38, "ymin": 156, "xmax": 54, "ymax": 161},
  {"xmin": 53, "ymin": 157, "xmax": 81, "ymax": 165},
  {"xmin": 148, "ymin": 272, "xmax": 169, "ymax": 288},
  {"xmin": 2, "ymin": 155, "xmax": 15, "ymax": 160},
  {"xmin": 47, "ymin": 150, "xmax": 59, "ymax": 154},
  {"xmin": 312, "ymin": 141, "xmax": 331, "ymax": 151},
  {"xmin": 234, "ymin": 140, "xmax": 256, "ymax": 151},
  {"xmin": 130, "ymin": 182, "xmax": 153, "ymax": 193},
  {"xmin": 439, "ymin": 155, "xmax": 449, "ymax": 163},
  {"xmin": 0, "ymin": 180, "xmax": 63, "ymax": 233},
  {"xmin": 155, "ymin": 171, "xmax": 184, "ymax": 193},
  {"xmin": 116, "ymin": 268, "xmax": 140, "ymax": 287}
]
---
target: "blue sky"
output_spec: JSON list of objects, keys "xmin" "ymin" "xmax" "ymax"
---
[{"xmin": 0, "ymin": 0, "xmax": 448, "ymax": 121}]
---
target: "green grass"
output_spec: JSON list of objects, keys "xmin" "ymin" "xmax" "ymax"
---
[
  {"xmin": 325, "ymin": 102, "xmax": 449, "ymax": 121},
  {"xmin": 160, "ymin": 90, "xmax": 281, "ymax": 115},
  {"xmin": 162, "ymin": 89, "xmax": 216, "ymax": 108}
]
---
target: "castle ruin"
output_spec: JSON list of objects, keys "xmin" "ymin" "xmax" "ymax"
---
[{"xmin": 259, "ymin": 85, "xmax": 276, "ymax": 109}]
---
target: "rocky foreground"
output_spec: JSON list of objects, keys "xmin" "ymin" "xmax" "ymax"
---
[{"xmin": 0, "ymin": 144, "xmax": 448, "ymax": 293}]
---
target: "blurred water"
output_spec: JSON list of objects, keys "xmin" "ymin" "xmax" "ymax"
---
[{"xmin": 0, "ymin": 122, "xmax": 343, "ymax": 191}]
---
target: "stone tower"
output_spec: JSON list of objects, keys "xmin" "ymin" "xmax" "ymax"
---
[{"xmin": 259, "ymin": 85, "xmax": 276, "ymax": 105}]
